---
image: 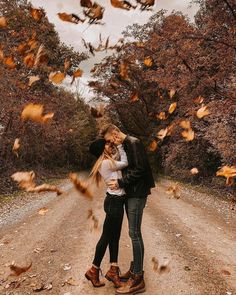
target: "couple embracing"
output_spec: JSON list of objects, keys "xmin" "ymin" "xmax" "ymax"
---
[{"xmin": 85, "ymin": 124, "xmax": 155, "ymax": 295}]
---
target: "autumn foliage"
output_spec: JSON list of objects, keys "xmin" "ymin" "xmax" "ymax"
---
[
  {"xmin": 0, "ymin": 0, "xmax": 97, "ymax": 193},
  {"xmin": 89, "ymin": 0, "xmax": 236, "ymax": 190}
]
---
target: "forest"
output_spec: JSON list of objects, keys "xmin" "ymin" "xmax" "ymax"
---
[{"xmin": 0, "ymin": 0, "xmax": 235, "ymax": 195}]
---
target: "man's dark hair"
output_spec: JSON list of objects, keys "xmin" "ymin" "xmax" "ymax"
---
[{"xmin": 100, "ymin": 124, "xmax": 121, "ymax": 137}]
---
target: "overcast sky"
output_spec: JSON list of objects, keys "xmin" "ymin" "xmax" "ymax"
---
[{"xmin": 30, "ymin": 0, "xmax": 199, "ymax": 98}]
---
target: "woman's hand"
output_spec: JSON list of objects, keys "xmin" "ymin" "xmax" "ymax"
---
[{"xmin": 108, "ymin": 179, "xmax": 119, "ymax": 190}]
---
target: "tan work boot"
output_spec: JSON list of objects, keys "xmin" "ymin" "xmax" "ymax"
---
[
  {"xmin": 119, "ymin": 261, "xmax": 134, "ymax": 282},
  {"xmin": 85, "ymin": 265, "xmax": 105, "ymax": 288},
  {"xmin": 105, "ymin": 265, "xmax": 123, "ymax": 288},
  {"xmin": 115, "ymin": 272, "xmax": 145, "ymax": 294}
]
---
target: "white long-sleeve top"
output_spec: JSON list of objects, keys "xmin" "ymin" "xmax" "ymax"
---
[{"xmin": 99, "ymin": 144, "xmax": 128, "ymax": 196}]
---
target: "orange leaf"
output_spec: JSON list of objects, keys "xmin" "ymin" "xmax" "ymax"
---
[
  {"xmin": 144, "ymin": 57, "xmax": 153, "ymax": 67},
  {"xmin": 73, "ymin": 69, "xmax": 83, "ymax": 77},
  {"xmin": 179, "ymin": 120, "xmax": 191, "ymax": 130},
  {"xmin": 4, "ymin": 56, "xmax": 16, "ymax": 69},
  {"xmin": 131, "ymin": 92, "xmax": 139, "ymax": 102},
  {"xmin": 21, "ymin": 103, "xmax": 54, "ymax": 124},
  {"xmin": 12, "ymin": 138, "xmax": 20, "ymax": 157},
  {"xmin": 49, "ymin": 71, "xmax": 65, "ymax": 84},
  {"xmin": 149, "ymin": 140, "xmax": 158, "ymax": 152},
  {"xmin": 216, "ymin": 166, "xmax": 236, "ymax": 186},
  {"xmin": 181, "ymin": 129, "xmax": 195, "ymax": 142},
  {"xmin": 196, "ymin": 105, "xmax": 210, "ymax": 119},
  {"xmin": 69, "ymin": 172, "xmax": 93, "ymax": 199},
  {"xmin": 0, "ymin": 16, "xmax": 7, "ymax": 27},
  {"xmin": 157, "ymin": 112, "xmax": 167, "ymax": 120},
  {"xmin": 168, "ymin": 102, "xmax": 177, "ymax": 114}
]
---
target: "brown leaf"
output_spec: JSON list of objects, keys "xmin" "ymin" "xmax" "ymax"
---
[
  {"xmin": 149, "ymin": 140, "xmax": 158, "ymax": 152},
  {"xmin": 24, "ymin": 53, "xmax": 35, "ymax": 67},
  {"xmin": 167, "ymin": 184, "xmax": 180, "ymax": 199},
  {"xmin": 30, "ymin": 7, "xmax": 45, "ymax": 21},
  {"xmin": 11, "ymin": 171, "xmax": 36, "ymax": 191},
  {"xmin": 49, "ymin": 71, "xmax": 65, "ymax": 84},
  {"xmin": 9, "ymin": 262, "xmax": 32, "ymax": 276},
  {"xmin": 69, "ymin": 173, "xmax": 93, "ymax": 199},
  {"xmin": 92, "ymin": 215, "xmax": 99, "ymax": 229},
  {"xmin": 80, "ymin": 0, "xmax": 93, "ymax": 8},
  {"xmin": 38, "ymin": 207, "xmax": 49, "ymax": 215},
  {"xmin": 151, "ymin": 257, "xmax": 159, "ymax": 272},
  {"xmin": 87, "ymin": 209, "xmax": 93, "ymax": 219},
  {"xmin": 64, "ymin": 58, "xmax": 71, "ymax": 71},
  {"xmin": 110, "ymin": 0, "xmax": 135, "ymax": 10},
  {"xmin": 32, "ymin": 184, "xmax": 63, "ymax": 196},
  {"xmin": 196, "ymin": 105, "xmax": 210, "ymax": 119},
  {"xmin": 65, "ymin": 277, "xmax": 80, "ymax": 286},
  {"xmin": 57, "ymin": 12, "xmax": 84, "ymax": 24},
  {"xmin": 131, "ymin": 91, "xmax": 139, "ymax": 102},
  {"xmin": 28, "ymin": 75, "xmax": 40, "ymax": 87},
  {"xmin": 119, "ymin": 61, "xmax": 129, "ymax": 80}
]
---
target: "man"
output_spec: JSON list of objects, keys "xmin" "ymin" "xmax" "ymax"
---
[{"xmin": 101, "ymin": 124, "xmax": 155, "ymax": 295}]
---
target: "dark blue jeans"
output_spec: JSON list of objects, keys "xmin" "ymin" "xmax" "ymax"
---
[
  {"xmin": 125, "ymin": 197, "xmax": 147, "ymax": 274},
  {"xmin": 93, "ymin": 193, "xmax": 125, "ymax": 267}
]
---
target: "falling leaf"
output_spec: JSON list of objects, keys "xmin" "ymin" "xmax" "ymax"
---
[
  {"xmin": 64, "ymin": 58, "xmax": 71, "ymax": 71},
  {"xmin": 149, "ymin": 140, "xmax": 158, "ymax": 152},
  {"xmin": 38, "ymin": 207, "xmax": 49, "ymax": 215},
  {"xmin": 9, "ymin": 262, "xmax": 32, "ymax": 276},
  {"xmin": 157, "ymin": 128, "xmax": 168, "ymax": 140},
  {"xmin": 69, "ymin": 173, "xmax": 93, "ymax": 199},
  {"xmin": 0, "ymin": 16, "xmax": 7, "ymax": 27},
  {"xmin": 181, "ymin": 129, "xmax": 195, "ymax": 142},
  {"xmin": 194, "ymin": 96, "xmax": 204, "ymax": 104},
  {"xmin": 84, "ymin": 3, "xmax": 105, "ymax": 23},
  {"xmin": 71, "ymin": 69, "xmax": 83, "ymax": 84},
  {"xmin": 169, "ymin": 89, "xmax": 176, "ymax": 99},
  {"xmin": 21, "ymin": 103, "xmax": 54, "ymax": 124},
  {"xmin": 65, "ymin": 277, "xmax": 79, "ymax": 286},
  {"xmin": 144, "ymin": 57, "xmax": 153, "ymax": 67},
  {"xmin": 80, "ymin": 0, "xmax": 93, "ymax": 8},
  {"xmin": 190, "ymin": 168, "xmax": 199, "ymax": 175},
  {"xmin": 32, "ymin": 184, "xmax": 63, "ymax": 195},
  {"xmin": 11, "ymin": 171, "xmax": 36, "ymax": 191},
  {"xmin": 30, "ymin": 7, "xmax": 45, "ymax": 21},
  {"xmin": 157, "ymin": 112, "xmax": 167, "ymax": 120},
  {"xmin": 110, "ymin": 0, "xmax": 136, "ymax": 10},
  {"xmin": 196, "ymin": 105, "xmax": 210, "ymax": 119},
  {"xmin": 216, "ymin": 166, "xmax": 236, "ymax": 186},
  {"xmin": 168, "ymin": 102, "xmax": 177, "ymax": 114},
  {"xmin": 34, "ymin": 44, "xmax": 47, "ymax": 67},
  {"xmin": 179, "ymin": 120, "xmax": 191, "ymax": 130},
  {"xmin": 57, "ymin": 13, "xmax": 84, "ymax": 24},
  {"xmin": 131, "ymin": 91, "xmax": 139, "ymax": 102},
  {"xmin": 12, "ymin": 138, "xmax": 20, "ymax": 157},
  {"xmin": 28, "ymin": 75, "xmax": 40, "ymax": 87},
  {"xmin": 49, "ymin": 71, "xmax": 65, "ymax": 84},
  {"xmin": 4, "ymin": 56, "xmax": 16, "ymax": 69}
]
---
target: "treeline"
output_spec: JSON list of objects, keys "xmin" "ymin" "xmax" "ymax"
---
[
  {"xmin": 0, "ymin": 0, "xmax": 97, "ymax": 194},
  {"xmin": 89, "ymin": 0, "xmax": 236, "ymax": 190}
]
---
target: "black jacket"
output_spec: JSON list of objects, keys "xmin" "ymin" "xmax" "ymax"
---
[{"xmin": 118, "ymin": 135, "xmax": 155, "ymax": 198}]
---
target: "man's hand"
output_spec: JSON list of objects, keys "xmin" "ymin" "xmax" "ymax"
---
[
  {"xmin": 108, "ymin": 179, "xmax": 119, "ymax": 190},
  {"xmin": 113, "ymin": 134, "xmax": 123, "ymax": 145}
]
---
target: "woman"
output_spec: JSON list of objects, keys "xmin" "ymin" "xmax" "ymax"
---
[{"xmin": 85, "ymin": 138, "xmax": 128, "ymax": 288}]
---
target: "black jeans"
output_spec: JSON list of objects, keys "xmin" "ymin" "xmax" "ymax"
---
[
  {"xmin": 93, "ymin": 193, "xmax": 125, "ymax": 267},
  {"xmin": 125, "ymin": 197, "xmax": 147, "ymax": 274}
]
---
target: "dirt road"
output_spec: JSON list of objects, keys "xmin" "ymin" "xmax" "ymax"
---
[{"xmin": 0, "ymin": 178, "xmax": 235, "ymax": 295}]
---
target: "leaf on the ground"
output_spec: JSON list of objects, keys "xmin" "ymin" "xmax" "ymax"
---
[
  {"xmin": 168, "ymin": 102, "xmax": 177, "ymax": 114},
  {"xmin": 87, "ymin": 209, "xmax": 93, "ymax": 219},
  {"xmin": 12, "ymin": 138, "xmax": 20, "ymax": 157},
  {"xmin": 69, "ymin": 172, "xmax": 93, "ymax": 199},
  {"xmin": 149, "ymin": 140, "xmax": 158, "ymax": 152},
  {"xmin": 196, "ymin": 105, "xmax": 210, "ymax": 119},
  {"xmin": 166, "ymin": 184, "xmax": 180, "ymax": 199},
  {"xmin": 33, "ymin": 248, "xmax": 44, "ymax": 254},
  {"xmin": 63, "ymin": 263, "xmax": 72, "ymax": 271},
  {"xmin": 92, "ymin": 215, "xmax": 99, "ymax": 229},
  {"xmin": 184, "ymin": 266, "xmax": 191, "ymax": 271},
  {"xmin": 65, "ymin": 277, "xmax": 79, "ymax": 286},
  {"xmin": 21, "ymin": 103, "xmax": 54, "ymax": 124},
  {"xmin": 221, "ymin": 269, "xmax": 231, "ymax": 276},
  {"xmin": 158, "ymin": 259, "xmax": 171, "ymax": 274},
  {"xmin": 49, "ymin": 71, "xmax": 65, "ymax": 84},
  {"xmin": 190, "ymin": 168, "xmax": 199, "ymax": 175},
  {"xmin": 151, "ymin": 257, "xmax": 159, "ymax": 272},
  {"xmin": 28, "ymin": 75, "xmax": 40, "ymax": 86},
  {"xmin": 32, "ymin": 281, "xmax": 52, "ymax": 292},
  {"xmin": 9, "ymin": 262, "xmax": 32, "ymax": 276},
  {"xmin": 38, "ymin": 207, "xmax": 49, "ymax": 215},
  {"xmin": 0, "ymin": 16, "xmax": 7, "ymax": 27}
]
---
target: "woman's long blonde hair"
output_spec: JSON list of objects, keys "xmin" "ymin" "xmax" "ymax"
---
[{"xmin": 90, "ymin": 149, "xmax": 116, "ymax": 186}]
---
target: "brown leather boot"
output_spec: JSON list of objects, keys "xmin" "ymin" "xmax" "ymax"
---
[
  {"xmin": 119, "ymin": 261, "xmax": 134, "ymax": 282},
  {"xmin": 105, "ymin": 265, "xmax": 123, "ymax": 288},
  {"xmin": 85, "ymin": 265, "xmax": 105, "ymax": 288},
  {"xmin": 115, "ymin": 272, "xmax": 145, "ymax": 295}
]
